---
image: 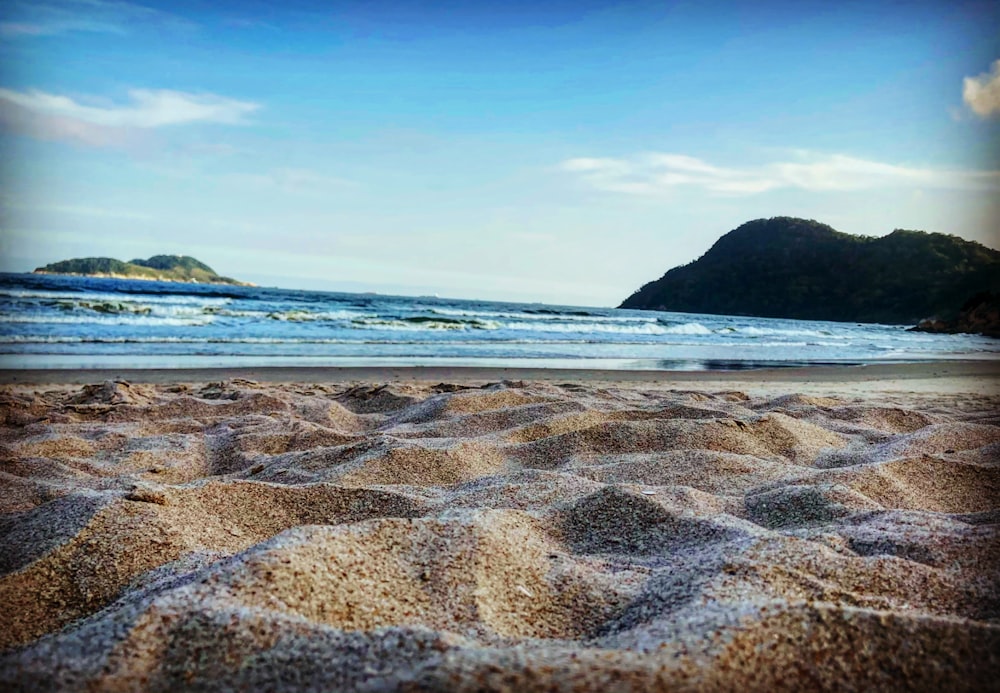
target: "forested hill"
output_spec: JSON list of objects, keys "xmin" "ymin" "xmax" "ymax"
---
[
  {"xmin": 34, "ymin": 255, "xmax": 249, "ymax": 286},
  {"xmin": 619, "ymin": 217, "xmax": 1000, "ymax": 325}
]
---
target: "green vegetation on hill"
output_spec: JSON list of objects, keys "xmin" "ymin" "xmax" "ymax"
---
[
  {"xmin": 34, "ymin": 255, "xmax": 247, "ymax": 285},
  {"xmin": 619, "ymin": 217, "xmax": 1000, "ymax": 325},
  {"xmin": 130, "ymin": 255, "xmax": 217, "ymax": 275}
]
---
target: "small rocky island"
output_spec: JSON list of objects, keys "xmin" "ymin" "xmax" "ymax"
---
[
  {"xmin": 911, "ymin": 291, "xmax": 1000, "ymax": 338},
  {"xmin": 34, "ymin": 255, "xmax": 251, "ymax": 286},
  {"xmin": 620, "ymin": 217, "xmax": 1000, "ymax": 335}
]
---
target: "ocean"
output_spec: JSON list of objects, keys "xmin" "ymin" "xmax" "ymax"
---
[{"xmin": 1, "ymin": 273, "xmax": 997, "ymax": 370}]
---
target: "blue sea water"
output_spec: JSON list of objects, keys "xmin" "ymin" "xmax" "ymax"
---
[{"xmin": 1, "ymin": 273, "xmax": 997, "ymax": 370}]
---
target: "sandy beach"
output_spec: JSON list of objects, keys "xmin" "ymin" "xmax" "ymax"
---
[{"xmin": 1, "ymin": 362, "xmax": 998, "ymax": 690}]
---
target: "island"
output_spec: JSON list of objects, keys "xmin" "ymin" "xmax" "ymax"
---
[
  {"xmin": 619, "ymin": 217, "xmax": 1000, "ymax": 330},
  {"xmin": 911, "ymin": 291, "xmax": 1000, "ymax": 338},
  {"xmin": 33, "ymin": 255, "xmax": 252, "ymax": 286}
]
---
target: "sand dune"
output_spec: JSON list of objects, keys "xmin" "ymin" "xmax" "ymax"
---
[{"xmin": 1, "ymin": 376, "xmax": 998, "ymax": 690}]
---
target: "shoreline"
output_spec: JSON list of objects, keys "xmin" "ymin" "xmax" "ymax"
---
[
  {"xmin": 30, "ymin": 271, "xmax": 254, "ymax": 287},
  {"xmin": 3, "ymin": 360, "xmax": 998, "ymax": 387}
]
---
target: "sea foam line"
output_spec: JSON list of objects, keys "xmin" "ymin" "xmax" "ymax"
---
[
  {"xmin": 0, "ymin": 288, "xmax": 232, "ymax": 306},
  {"xmin": 0, "ymin": 314, "xmax": 215, "ymax": 327}
]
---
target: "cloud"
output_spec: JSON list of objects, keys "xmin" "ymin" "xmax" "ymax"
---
[
  {"xmin": 0, "ymin": 0, "xmax": 193, "ymax": 38},
  {"xmin": 559, "ymin": 151, "xmax": 1000, "ymax": 197},
  {"xmin": 0, "ymin": 89, "xmax": 258, "ymax": 128},
  {"xmin": 0, "ymin": 88, "xmax": 260, "ymax": 146},
  {"xmin": 963, "ymin": 59, "xmax": 1000, "ymax": 119},
  {"xmin": 0, "ymin": 99, "xmax": 123, "ymax": 146},
  {"xmin": 0, "ymin": 23, "xmax": 50, "ymax": 36}
]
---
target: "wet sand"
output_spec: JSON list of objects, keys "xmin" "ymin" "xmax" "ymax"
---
[
  {"xmin": 1, "ymin": 363, "xmax": 998, "ymax": 690},
  {"xmin": 3, "ymin": 360, "xmax": 999, "ymax": 388}
]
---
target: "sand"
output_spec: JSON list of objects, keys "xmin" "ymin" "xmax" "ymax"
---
[{"xmin": 0, "ymin": 363, "xmax": 998, "ymax": 691}]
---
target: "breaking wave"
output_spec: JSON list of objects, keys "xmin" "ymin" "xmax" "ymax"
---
[{"xmin": 3, "ymin": 272, "xmax": 997, "ymax": 366}]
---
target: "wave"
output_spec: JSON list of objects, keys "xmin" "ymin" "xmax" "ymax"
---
[
  {"xmin": 5, "ymin": 279, "xmax": 997, "ymax": 364},
  {"xmin": 0, "ymin": 288, "xmax": 231, "ymax": 307},
  {"xmin": 0, "ymin": 289, "xmax": 229, "ymax": 325},
  {"xmin": 426, "ymin": 307, "xmax": 659, "ymax": 323},
  {"xmin": 54, "ymin": 301, "xmax": 212, "ymax": 319},
  {"xmin": 0, "ymin": 336, "xmax": 364, "ymax": 345},
  {"xmin": 0, "ymin": 314, "xmax": 214, "ymax": 327},
  {"xmin": 500, "ymin": 320, "xmax": 711, "ymax": 335},
  {"xmin": 349, "ymin": 318, "xmax": 701, "ymax": 335},
  {"xmin": 0, "ymin": 335, "xmax": 683, "ymax": 346},
  {"xmin": 3, "ymin": 301, "xmax": 369, "ymax": 325},
  {"xmin": 734, "ymin": 326, "xmax": 842, "ymax": 338},
  {"xmin": 69, "ymin": 300, "xmax": 153, "ymax": 316},
  {"xmin": 0, "ymin": 311, "xmax": 714, "ymax": 336},
  {"xmin": 211, "ymin": 308, "xmax": 370, "ymax": 322},
  {"xmin": 351, "ymin": 317, "xmax": 502, "ymax": 331},
  {"xmin": 0, "ymin": 335, "xmax": 834, "ymax": 348},
  {"xmin": 659, "ymin": 322, "xmax": 713, "ymax": 335},
  {"xmin": 524, "ymin": 308, "xmax": 599, "ymax": 316}
]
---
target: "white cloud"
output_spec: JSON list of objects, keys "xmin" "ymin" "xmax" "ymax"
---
[
  {"xmin": 560, "ymin": 151, "xmax": 1000, "ymax": 197},
  {"xmin": 0, "ymin": 88, "xmax": 260, "ymax": 146},
  {"xmin": 0, "ymin": 89, "xmax": 258, "ymax": 128},
  {"xmin": 0, "ymin": 0, "xmax": 193, "ymax": 38},
  {"xmin": 963, "ymin": 59, "xmax": 1000, "ymax": 119}
]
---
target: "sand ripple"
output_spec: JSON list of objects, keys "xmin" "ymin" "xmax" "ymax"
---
[{"xmin": 1, "ymin": 378, "xmax": 998, "ymax": 690}]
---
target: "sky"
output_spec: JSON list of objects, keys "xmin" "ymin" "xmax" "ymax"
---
[{"xmin": 1, "ymin": 0, "xmax": 998, "ymax": 307}]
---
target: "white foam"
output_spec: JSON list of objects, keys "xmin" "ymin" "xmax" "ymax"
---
[
  {"xmin": 499, "ymin": 320, "xmax": 711, "ymax": 335},
  {"xmin": 0, "ymin": 336, "xmax": 359, "ymax": 344},
  {"xmin": 0, "ymin": 314, "xmax": 214, "ymax": 327},
  {"xmin": 427, "ymin": 306, "xmax": 658, "ymax": 323},
  {"xmin": 351, "ymin": 318, "xmax": 501, "ymax": 331},
  {"xmin": 661, "ymin": 322, "xmax": 713, "ymax": 335},
  {"xmin": 736, "ymin": 326, "xmax": 841, "ymax": 338},
  {"xmin": 211, "ymin": 308, "xmax": 370, "ymax": 321},
  {"xmin": 0, "ymin": 288, "xmax": 231, "ymax": 307}
]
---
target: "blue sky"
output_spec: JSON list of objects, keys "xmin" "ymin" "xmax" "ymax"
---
[{"xmin": 1, "ymin": 0, "xmax": 998, "ymax": 306}]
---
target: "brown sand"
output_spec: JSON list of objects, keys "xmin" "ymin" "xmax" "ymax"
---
[{"xmin": 1, "ymin": 364, "xmax": 998, "ymax": 691}]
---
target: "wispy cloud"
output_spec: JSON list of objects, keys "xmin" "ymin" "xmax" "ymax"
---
[
  {"xmin": 963, "ymin": 59, "xmax": 1000, "ymax": 119},
  {"xmin": 0, "ymin": 0, "xmax": 193, "ymax": 38},
  {"xmin": 0, "ymin": 89, "xmax": 258, "ymax": 128},
  {"xmin": 0, "ymin": 23, "xmax": 55, "ymax": 36},
  {"xmin": 560, "ymin": 151, "xmax": 1000, "ymax": 196},
  {"xmin": 0, "ymin": 88, "xmax": 260, "ymax": 146}
]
